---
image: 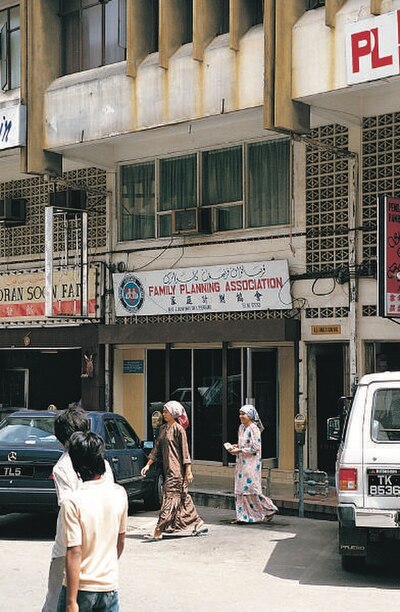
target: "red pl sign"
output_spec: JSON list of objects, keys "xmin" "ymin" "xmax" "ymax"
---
[{"xmin": 346, "ymin": 11, "xmax": 400, "ymax": 85}]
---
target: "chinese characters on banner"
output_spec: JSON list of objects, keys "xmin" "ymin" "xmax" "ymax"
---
[
  {"xmin": 378, "ymin": 196, "xmax": 400, "ymax": 318},
  {"xmin": 113, "ymin": 260, "xmax": 292, "ymax": 317}
]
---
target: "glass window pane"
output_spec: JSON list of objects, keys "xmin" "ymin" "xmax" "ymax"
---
[
  {"xmin": 62, "ymin": 12, "xmax": 80, "ymax": 74},
  {"xmin": 193, "ymin": 349, "xmax": 222, "ymax": 461},
  {"xmin": 0, "ymin": 22, "xmax": 7, "ymax": 91},
  {"xmin": 120, "ymin": 163, "xmax": 155, "ymax": 241},
  {"xmin": 9, "ymin": 6, "xmax": 19, "ymax": 30},
  {"xmin": 159, "ymin": 214, "xmax": 172, "ymax": 237},
  {"xmin": 149, "ymin": 0, "xmax": 159, "ymax": 53},
  {"xmin": 218, "ymin": 0, "xmax": 229, "ymax": 35},
  {"xmin": 82, "ymin": 4, "xmax": 102, "ymax": 70},
  {"xmin": 10, "ymin": 30, "xmax": 20, "ymax": 88},
  {"xmin": 248, "ymin": 139, "xmax": 290, "ymax": 227},
  {"xmin": 60, "ymin": 0, "xmax": 80, "ymax": 14},
  {"xmin": 217, "ymin": 205, "xmax": 242, "ymax": 231},
  {"xmin": 105, "ymin": 0, "xmax": 125, "ymax": 64},
  {"xmin": 182, "ymin": 0, "xmax": 193, "ymax": 44},
  {"xmin": 159, "ymin": 154, "xmax": 196, "ymax": 211},
  {"xmin": 202, "ymin": 146, "xmax": 242, "ymax": 205}
]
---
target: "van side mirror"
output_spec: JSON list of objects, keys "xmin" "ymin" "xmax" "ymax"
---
[{"xmin": 327, "ymin": 416, "xmax": 341, "ymax": 441}]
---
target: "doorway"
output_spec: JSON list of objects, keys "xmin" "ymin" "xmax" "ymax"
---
[
  {"xmin": 308, "ymin": 343, "xmax": 346, "ymax": 474},
  {"xmin": 146, "ymin": 346, "xmax": 278, "ymax": 463}
]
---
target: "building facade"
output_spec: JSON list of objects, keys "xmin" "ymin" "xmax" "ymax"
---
[{"xmin": 0, "ymin": 0, "xmax": 398, "ymax": 482}]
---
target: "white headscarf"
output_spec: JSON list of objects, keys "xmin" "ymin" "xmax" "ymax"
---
[
  {"xmin": 164, "ymin": 401, "xmax": 190, "ymax": 430},
  {"xmin": 240, "ymin": 404, "xmax": 264, "ymax": 432}
]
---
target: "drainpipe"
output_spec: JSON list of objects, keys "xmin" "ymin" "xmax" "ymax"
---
[{"xmin": 348, "ymin": 155, "xmax": 359, "ymax": 395}]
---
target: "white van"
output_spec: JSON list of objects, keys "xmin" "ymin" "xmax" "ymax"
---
[{"xmin": 328, "ymin": 371, "xmax": 400, "ymax": 571}]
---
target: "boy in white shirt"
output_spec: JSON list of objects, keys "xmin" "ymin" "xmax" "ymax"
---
[
  {"xmin": 56, "ymin": 431, "xmax": 128, "ymax": 612},
  {"xmin": 42, "ymin": 407, "xmax": 113, "ymax": 612}
]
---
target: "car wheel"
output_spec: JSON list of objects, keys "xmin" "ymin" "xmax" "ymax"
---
[
  {"xmin": 341, "ymin": 555, "xmax": 366, "ymax": 572},
  {"xmin": 143, "ymin": 472, "xmax": 164, "ymax": 510}
]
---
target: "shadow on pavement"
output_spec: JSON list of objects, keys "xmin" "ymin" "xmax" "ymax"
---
[
  {"xmin": 263, "ymin": 516, "xmax": 400, "ymax": 589},
  {"xmin": 0, "ymin": 512, "xmax": 57, "ymax": 540}
]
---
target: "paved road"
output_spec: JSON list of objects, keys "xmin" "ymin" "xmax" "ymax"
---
[{"xmin": 1, "ymin": 506, "xmax": 400, "ymax": 612}]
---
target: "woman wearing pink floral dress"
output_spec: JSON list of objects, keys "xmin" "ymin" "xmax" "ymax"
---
[{"xmin": 228, "ymin": 404, "xmax": 277, "ymax": 524}]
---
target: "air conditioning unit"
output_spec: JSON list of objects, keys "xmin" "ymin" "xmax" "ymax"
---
[
  {"xmin": 49, "ymin": 190, "xmax": 87, "ymax": 212},
  {"xmin": 0, "ymin": 198, "xmax": 27, "ymax": 226},
  {"xmin": 171, "ymin": 207, "xmax": 212, "ymax": 235}
]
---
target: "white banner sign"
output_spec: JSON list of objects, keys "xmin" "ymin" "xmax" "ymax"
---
[
  {"xmin": 113, "ymin": 260, "xmax": 292, "ymax": 317},
  {"xmin": 345, "ymin": 11, "xmax": 400, "ymax": 85},
  {"xmin": 0, "ymin": 104, "xmax": 26, "ymax": 150}
]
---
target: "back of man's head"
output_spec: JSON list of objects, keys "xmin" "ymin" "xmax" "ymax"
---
[
  {"xmin": 54, "ymin": 407, "xmax": 90, "ymax": 446},
  {"xmin": 68, "ymin": 431, "xmax": 106, "ymax": 481}
]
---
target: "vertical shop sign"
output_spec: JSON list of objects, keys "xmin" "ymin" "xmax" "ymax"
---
[{"xmin": 378, "ymin": 196, "xmax": 400, "ymax": 318}]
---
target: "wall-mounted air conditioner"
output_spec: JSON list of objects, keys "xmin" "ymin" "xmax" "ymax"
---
[
  {"xmin": 49, "ymin": 190, "xmax": 87, "ymax": 212},
  {"xmin": 0, "ymin": 198, "xmax": 27, "ymax": 226},
  {"xmin": 171, "ymin": 207, "xmax": 212, "ymax": 235}
]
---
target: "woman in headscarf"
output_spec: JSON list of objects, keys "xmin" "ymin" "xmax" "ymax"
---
[
  {"xmin": 141, "ymin": 400, "xmax": 207, "ymax": 540},
  {"xmin": 227, "ymin": 404, "xmax": 278, "ymax": 524}
]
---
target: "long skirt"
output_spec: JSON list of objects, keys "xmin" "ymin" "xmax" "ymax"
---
[
  {"xmin": 235, "ymin": 493, "xmax": 278, "ymax": 523},
  {"xmin": 156, "ymin": 475, "xmax": 203, "ymax": 534}
]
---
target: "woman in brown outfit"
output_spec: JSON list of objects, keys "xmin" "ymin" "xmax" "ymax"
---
[{"xmin": 141, "ymin": 400, "xmax": 207, "ymax": 540}]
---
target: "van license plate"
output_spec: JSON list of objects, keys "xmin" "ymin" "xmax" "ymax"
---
[{"xmin": 368, "ymin": 469, "xmax": 400, "ymax": 496}]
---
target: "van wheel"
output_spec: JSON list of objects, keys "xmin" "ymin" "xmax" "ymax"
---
[
  {"xmin": 341, "ymin": 555, "xmax": 366, "ymax": 572},
  {"xmin": 143, "ymin": 473, "xmax": 164, "ymax": 510}
]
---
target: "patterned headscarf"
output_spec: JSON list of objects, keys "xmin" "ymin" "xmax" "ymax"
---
[
  {"xmin": 240, "ymin": 404, "xmax": 264, "ymax": 433},
  {"xmin": 164, "ymin": 401, "xmax": 190, "ymax": 430}
]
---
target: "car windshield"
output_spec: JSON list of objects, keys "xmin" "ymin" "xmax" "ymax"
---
[{"xmin": 0, "ymin": 416, "xmax": 61, "ymax": 446}]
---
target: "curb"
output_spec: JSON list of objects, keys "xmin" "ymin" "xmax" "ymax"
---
[{"xmin": 190, "ymin": 489, "xmax": 338, "ymax": 521}]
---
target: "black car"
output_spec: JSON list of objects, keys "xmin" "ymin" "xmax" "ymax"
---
[{"xmin": 0, "ymin": 410, "xmax": 163, "ymax": 514}]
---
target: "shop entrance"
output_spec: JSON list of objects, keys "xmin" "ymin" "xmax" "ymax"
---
[
  {"xmin": 146, "ymin": 346, "xmax": 278, "ymax": 463},
  {"xmin": 0, "ymin": 349, "xmax": 82, "ymax": 416},
  {"xmin": 308, "ymin": 343, "xmax": 346, "ymax": 474}
]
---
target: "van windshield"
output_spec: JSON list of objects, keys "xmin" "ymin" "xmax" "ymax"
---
[{"xmin": 371, "ymin": 389, "xmax": 400, "ymax": 442}]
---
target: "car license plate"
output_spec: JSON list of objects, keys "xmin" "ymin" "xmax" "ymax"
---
[
  {"xmin": 368, "ymin": 468, "xmax": 400, "ymax": 496},
  {"xmin": 0, "ymin": 465, "xmax": 34, "ymax": 477}
]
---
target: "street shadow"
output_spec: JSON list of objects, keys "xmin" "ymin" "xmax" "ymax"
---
[
  {"xmin": 263, "ymin": 516, "xmax": 400, "ymax": 589},
  {"xmin": 0, "ymin": 512, "xmax": 57, "ymax": 540}
]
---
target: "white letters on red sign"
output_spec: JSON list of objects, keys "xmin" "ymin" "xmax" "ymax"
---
[{"xmin": 345, "ymin": 10, "xmax": 400, "ymax": 85}]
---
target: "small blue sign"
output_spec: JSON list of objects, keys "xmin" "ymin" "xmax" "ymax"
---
[{"xmin": 123, "ymin": 360, "xmax": 144, "ymax": 374}]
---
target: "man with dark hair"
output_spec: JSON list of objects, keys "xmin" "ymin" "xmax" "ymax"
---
[
  {"xmin": 57, "ymin": 432, "xmax": 128, "ymax": 612},
  {"xmin": 42, "ymin": 408, "xmax": 114, "ymax": 612}
]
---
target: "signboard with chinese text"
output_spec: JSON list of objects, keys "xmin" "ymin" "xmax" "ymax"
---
[
  {"xmin": 113, "ymin": 260, "xmax": 292, "ymax": 317},
  {"xmin": 345, "ymin": 11, "xmax": 400, "ymax": 85},
  {"xmin": 378, "ymin": 196, "xmax": 400, "ymax": 318},
  {"xmin": 0, "ymin": 268, "xmax": 98, "ymax": 322}
]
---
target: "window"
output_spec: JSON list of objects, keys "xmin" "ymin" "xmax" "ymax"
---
[
  {"xmin": 0, "ymin": 5, "xmax": 20, "ymax": 91},
  {"xmin": 147, "ymin": 0, "xmax": 159, "ymax": 53},
  {"xmin": 217, "ymin": 0, "xmax": 230, "ymax": 35},
  {"xmin": 248, "ymin": 140, "xmax": 290, "ymax": 227},
  {"xmin": 306, "ymin": 0, "xmax": 325, "ymax": 9},
  {"xmin": 248, "ymin": 0, "xmax": 264, "ymax": 27},
  {"xmin": 60, "ymin": 0, "xmax": 126, "ymax": 75},
  {"xmin": 119, "ymin": 139, "xmax": 290, "ymax": 241},
  {"xmin": 120, "ymin": 162, "xmax": 155, "ymax": 241},
  {"xmin": 182, "ymin": 0, "xmax": 193, "ymax": 45},
  {"xmin": 202, "ymin": 146, "xmax": 243, "ymax": 231}
]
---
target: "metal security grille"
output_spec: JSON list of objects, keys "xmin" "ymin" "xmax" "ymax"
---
[
  {"xmin": 0, "ymin": 167, "xmax": 106, "ymax": 260},
  {"xmin": 362, "ymin": 112, "xmax": 400, "ymax": 262},
  {"xmin": 305, "ymin": 125, "xmax": 349, "ymax": 272},
  {"xmin": 116, "ymin": 308, "xmax": 295, "ymax": 325}
]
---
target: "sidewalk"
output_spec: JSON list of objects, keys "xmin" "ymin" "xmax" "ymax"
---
[{"xmin": 189, "ymin": 471, "xmax": 338, "ymax": 521}]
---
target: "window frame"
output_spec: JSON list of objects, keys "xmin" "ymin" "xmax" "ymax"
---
[
  {"xmin": 60, "ymin": 0, "xmax": 126, "ymax": 75},
  {"xmin": 0, "ymin": 4, "xmax": 20, "ymax": 92},
  {"xmin": 118, "ymin": 137, "xmax": 291, "ymax": 242}
]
